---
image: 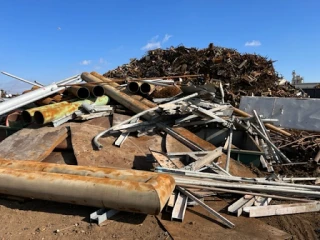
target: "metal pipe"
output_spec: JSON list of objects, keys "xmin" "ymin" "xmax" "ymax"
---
[
  {"xmin": 251, "ymin": 124, "xmax": 291, "ymax": 163},
  {"xmin": 156, "ymin": 167, "xmax": 320, "ymax": 191},
  {"xmin": 1, "ymin": 71, "xmax": 43, "ymax": 87},
  {"xmin": 140, "ymin": 82, "xmax": 155, "ymax": 95},
  {"xmin": 127, "ymin": 82, "xmax": 141, "ymax": 94},
  {"xmin": 90, "ymin": 72, "xmax": 157, "ymax": 108},
  {"xmin": 22, "ymin": 101, "xmax": 73, "ymax": 123},
  {"xmin": 0, "ymin": 83, "xmax": 66, "ymax": 116},
  {"xmin": 69, "ymin": 86, "xmax": 90, "ymax": 99},
  {"xmin": 174, "ymin": 177, "xmax": 320, "ymax": 198},
  {"xmin": 56, "ymin": 75, "xmax": 80, "ymax": 85},
  {"xmin": 177, "ymin": 186, "xmax": 235, "ymax": 228},
  {"xmin": 178, "ymin": 184, "xmax": 314, "ymax": 202},
  {"xmin": 0, "ymin": 166, "xmax": 175, "ymax": 215},
  {"xmin": 232, "ymin": 107, "xmax": 291, "ymax": 137},
  {"xmin": 253, "ymin": 110, "xmax": 280, "ymax": 163},
  {"xmin": 34, "ymin": 96, "xmax": 109, "ymax": 124},
  {"xmin": 81, "ymin": 72, "xmax": 154, "ymax": 119},
  {"xmin": 85, "ymin": 84, "xmax": 105, "ymax": 97},
  {"xmin": 225, "ymin": 125, "xmax": 233, "ymax": 172}
]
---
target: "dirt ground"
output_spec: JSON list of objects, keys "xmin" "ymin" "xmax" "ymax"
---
[{"xmin": 0, "ymin": 195, "xmax": 319, "ymax": 240}]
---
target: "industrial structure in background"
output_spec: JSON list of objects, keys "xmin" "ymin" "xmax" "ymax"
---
[{"xmin": 291, "ymin": 70, "xmax": 320, "ymax": 98}]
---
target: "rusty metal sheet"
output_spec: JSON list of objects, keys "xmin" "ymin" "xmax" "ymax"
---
[
  {"xmin": 55, "ymin": 136, "xmax": 73, "ymax": 150},
  {"xmin": 70, "ymin": 123, "xmax": 164, "ymax": 169},
  {"xmin": 0, "ymin": 126, "xmax": 68, "ymax": 161}
]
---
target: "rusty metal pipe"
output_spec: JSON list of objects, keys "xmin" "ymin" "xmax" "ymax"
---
[
  {"xmin": 127, "ymin": 82, "xmax": 141, "ymax": 94},
  {"xmin": 85, "ymin": 84, "xmax": 105, "ymax": 97},
  {"xmin": 33, "ymin": 96, "xmax": 109, "ymax": 124},
  {"xmin": 90, "ymin": 72, "xmax": 157, "ymax": 108},
  {"xmin": 22, "ymin": 101, "xmax": 73, "ymax": 123},
  {"xmin": 81, "ymin": 73, "xmax": 153, "ymax": 120},
  {"xmin": 0, "ymin": 166, "xmax": 175, "ymax": 215},
  {"xmin": 140, "ymin": 82, "xmax": 155, "ymax": 95},
  {"xmin": 69, "ymin": 86, "xmax": 90, "ymax": 99}
]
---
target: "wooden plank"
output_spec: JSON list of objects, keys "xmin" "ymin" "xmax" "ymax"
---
[
  {"xmin": 243, "ymin": 202, "xmax": 320, "ymax": 217},
  {"xmin": 0, "ymin": 126, "xmax": 68, "ymax": 161},
  {"xmin": 254, "ymin": 197, "xmax": 272, "ymax": 206}
]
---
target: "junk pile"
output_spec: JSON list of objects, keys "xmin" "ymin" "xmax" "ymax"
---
[
  {"xmin": 0, "ymin": 50, "xmax": 318, "ymax": 236},
  {"xmin": 104, "ymin": 44, "xmax": 305, "ymax": 106}
]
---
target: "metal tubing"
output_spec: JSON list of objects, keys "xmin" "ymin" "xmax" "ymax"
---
[
  {"xmin": 177, "ymin": 186, "xmax": 235, "ymax": 228},
  {"xmin": 225, "ymin": 126, "xmax": 233, "ymax": 172},
  {"xmin": 0, "ymin": 166, "xmax": 175, "ymax": 215},
  {"xmin": 82, "ymin": 72, "xmax": 153, "ymax": 119},
  {"xmin": 156, "ymin": 167, "xmax": 320, "ymax": 191},
  {"xmin": 140, "ymin": 82, "xmax": 155, "ymax": 95},
  {"xmin": 69, "ymin": 86, "xmax": 90, "ymax": 99},
  {"xmin": 90, "ymin": 72, "xmax": 157, "ymax": 108},
  {"xmin": 253, "ymin": 110, "xmax": 280, "ymax": 163},
  {"xmin": 0, "ymin": 83, "xmax": 66, "ymax": 116},
  {"xmin": 251, "ymin": 124, "xmax": 291, "ymax": 163},
  {"xmin": 22, "ymin": 101, "xmax": 73, "ymax": 123},
  {"xmin": 85, "ymin": 84, "xmax": 105, "ymax": 97},
  {"xmin": 56, "ymin": 75, "xmax": 81, "ymax": 85},
  {"xmin": 34, "ymin": 96, "xmax": 109, "ymax": 124},
  {"xmin": 232, "ymin": 107, "xmax": 291, "ymax": 137},
  {"xmin": 1, "ymin": 71, "xmax": 43, "ymax": 87},
  {"xmin": 178, "ymin": 184, "xmax": 314, "ymax": 202},
  {"xmin": 127, "ymin": 82, "xmax": 141, "ymax": 94},
  {"xmin": 174, "ymin": 177, "xmax": 320, "ymax": 198}
]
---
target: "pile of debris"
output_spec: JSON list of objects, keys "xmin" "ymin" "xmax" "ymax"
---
[
  {"xmin": 0, "ymin": 65, "xmax": 318, "ymax": 238},
  {"xmin": 104, "ymin": 44, "xmax": 304, "ymax": 106}
]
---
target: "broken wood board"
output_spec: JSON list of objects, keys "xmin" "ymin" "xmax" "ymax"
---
[
  {"xmin": 71, "ymin": 123, "xmax": 163, "ymax": 169},
  {"xmin": 157, "ymin": 199, "xmax": 291, "ymax": 240},
  {"xmin": 42, "ymin": 151, "xmax": 77, "ymax": 165},
  {"xmin": 0, "ymin": 126, "xmax": 68, "ymax": 161},
  {"xmin": 243, "ymin": 202, "xmax": 320, "ymax": 217},
  {"xmin": 169, "ymin": 127, "xmax": 256, "ymax": 177},
  {"xmin": 228, "ymin": 196, "xmax": 255, "ymax": 217}
]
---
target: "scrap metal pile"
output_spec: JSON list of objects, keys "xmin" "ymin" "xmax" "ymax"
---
[
  {"xmin": 104, "ymin": 44, "xmax": 304, "ymax": 106},
  {"xmin": 0, "ymin": 63, "xmax": 318, "ymax": 235}
]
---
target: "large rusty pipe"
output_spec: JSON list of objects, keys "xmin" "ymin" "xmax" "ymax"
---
[
  {"xmin": 22, "ymin": 101, "xmax": 73, "ymax": 123},
  {"xmin": 127, "ymin": 81, "xmax": 141, "ymax": 94},
  {"xmin": 69, "ymin": 86, "xmax": 90, "ymax": 99},
  {"xmin": 140, "ymin": 82, "xmax": 155, "ymax": 95},
  {"xmin": 34, "ymin": 96, "xmax": 109, "ymax": 124},
  {"xmin": 0, "ymin": 159, "xmax": 159, "ymax": 181},
  {"xmin": 90, "ymin": 72, "xmax": 157, "ymax": 108},
  {"xmin": 0, "ymin": 166, "xmax": 175, "ymax": 215},
  {"xmin": 85, "ymin": 83, "xmax": 105, "ymax": 97},
  {"xmin": 81, "ymin": 72, "xmax": 154, "ymax": 120}
]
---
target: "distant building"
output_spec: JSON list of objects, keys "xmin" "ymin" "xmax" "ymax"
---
[{"xmin": 291, "ymin": 70, "xmax": 320, "ymax": 97}]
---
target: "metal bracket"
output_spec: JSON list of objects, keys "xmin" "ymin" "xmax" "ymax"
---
[{"xmin": 90, "ymin": 208, "xmax": 119, "ymax": 225}]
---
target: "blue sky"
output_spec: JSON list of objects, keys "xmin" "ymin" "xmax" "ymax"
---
[{"xmin": 0, "ymin": 0, "xmax": 319, "ymax": 93}]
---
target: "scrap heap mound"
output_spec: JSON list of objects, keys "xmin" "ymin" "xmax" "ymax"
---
[{"xmin": 104, "ymin": 44, "xmax": 301, "ymax": 106}]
